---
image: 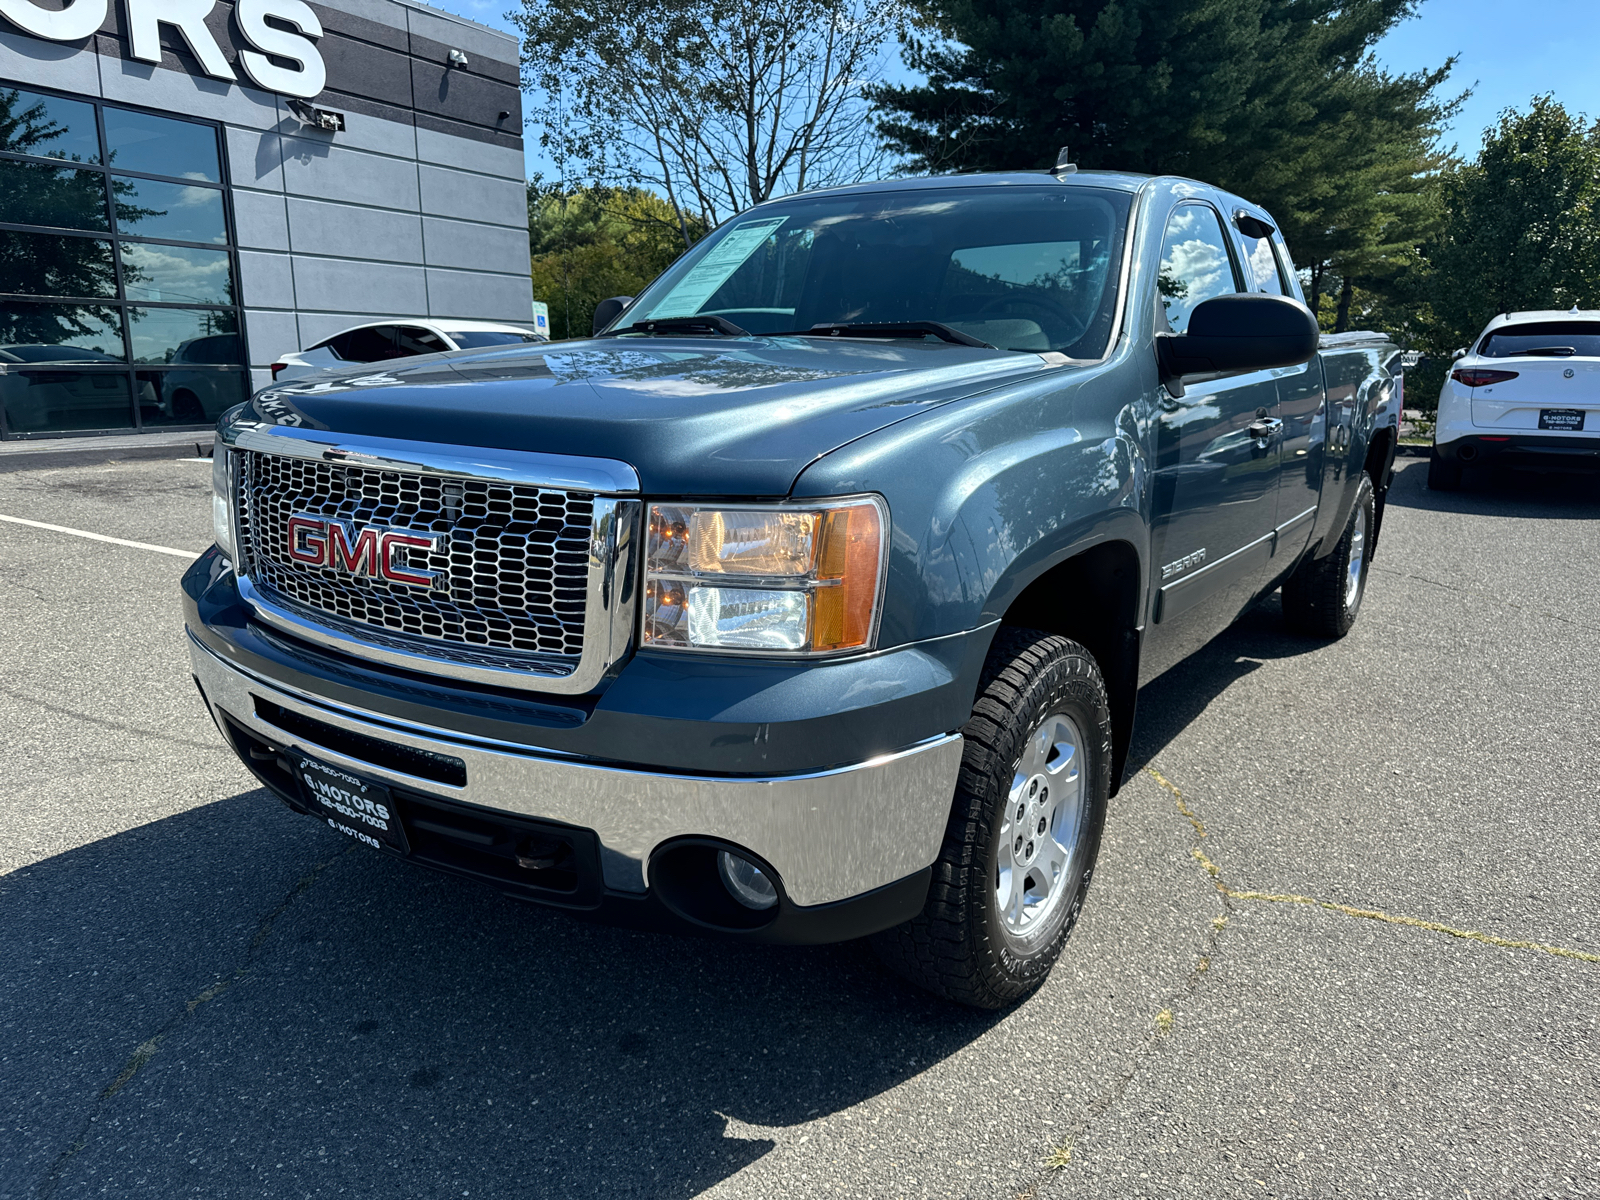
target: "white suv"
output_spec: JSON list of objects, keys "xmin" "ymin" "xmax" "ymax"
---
[
  {"xmin": 271, "ymin": 320, "xmax": 546, "ymax": 383},
  {"xmin": 1430, "ymin": 308, "xmax": 1600, "ymax": 489}
]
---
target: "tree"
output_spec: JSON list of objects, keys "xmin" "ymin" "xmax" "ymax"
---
[
  {"xmin": 527, "ymin": 184, "xmax": 705, "ymax": 339},
  {"xmin": 1428, "ymin": 96, "xmax": 1600, "ymax": 345},
  {"xmin": 514, "ymin": 0, "xmax": 906, "ymax": 240},
  {"xmin": 873, "ymin": 0, "xmax": 1459, "ymax": 325}
]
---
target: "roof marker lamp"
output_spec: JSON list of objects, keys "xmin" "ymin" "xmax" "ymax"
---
[
  {"xmin": 642, "ymin": 497, "xmax": 887, "ymax": 655},
  {"xmin": 211, "ymin": 449, "xmax": 235, "ymax": 563}
]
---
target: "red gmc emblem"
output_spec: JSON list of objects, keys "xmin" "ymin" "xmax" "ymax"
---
[{"xmin": 285, "ymin": 514, "xmax": 444, "ymax": 589}]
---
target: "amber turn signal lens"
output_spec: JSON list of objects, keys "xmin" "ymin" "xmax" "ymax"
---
[{"xmin": 811, "ymin": 502, "xmax": 883, "ymax": 651}]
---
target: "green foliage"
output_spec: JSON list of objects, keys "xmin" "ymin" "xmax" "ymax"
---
[
  {"xmin": 873, "ymin": 0, "xmax": 1458, "ymax": 319},
  {"xmin": 1428, "ymin": 96, "xmax": 1600, "ymax": 344},
  {"xmin": 527, "ymin": 184, "xmax": 704, "ymax": 339}
]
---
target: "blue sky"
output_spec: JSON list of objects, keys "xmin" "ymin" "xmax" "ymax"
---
[{"xmin": 446, "ymin": 0, "xmax": 1598, "ymax": 181}]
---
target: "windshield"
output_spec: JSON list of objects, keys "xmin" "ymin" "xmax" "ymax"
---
[
  {"xmin": 1480, "ymin": 321, "xmax": 1600, "ymax": 358},
  {"xmin": 623, "ymin": 186, "xmax": 1134, "ymax": 357},
  {"xmin": 450, "ymin": 330, "xmax": 543, "ymax": 349}
]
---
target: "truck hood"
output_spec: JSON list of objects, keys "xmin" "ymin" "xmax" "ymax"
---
[{"xmin": 249, "ymin": 337, "xmax": 1060, "ymax": 495}]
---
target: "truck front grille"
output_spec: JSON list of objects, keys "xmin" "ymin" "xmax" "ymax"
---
[{"xmin": 235, "ymin": 450, "xmax": 593, "ymax": 665}]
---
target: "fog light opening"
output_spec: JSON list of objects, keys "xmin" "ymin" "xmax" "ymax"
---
[{"xmin": 718, "ymin": 850, "xmax": 778, "ymax": 910}]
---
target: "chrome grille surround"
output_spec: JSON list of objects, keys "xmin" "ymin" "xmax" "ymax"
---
[{"xmin": 221, "ymin": 420, "xmax": 640, "ymax": 695}]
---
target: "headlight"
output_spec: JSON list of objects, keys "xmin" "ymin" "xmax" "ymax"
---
[
  {"xmin": 211, "ymin": 448, "xmax": 235, "ymax": 562},
  {"xmin": 643, "ymin": 496, "xmax": 887, "ymax": 655}
]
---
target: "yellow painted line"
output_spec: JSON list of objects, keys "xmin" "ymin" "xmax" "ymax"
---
[
  {"xmin": 1147, "ymin": 768, "xmax": 1600, "ymax": 966},
  {"xmin": 0, "ymin": 512, "xmax": 200, "ymax": 559}
]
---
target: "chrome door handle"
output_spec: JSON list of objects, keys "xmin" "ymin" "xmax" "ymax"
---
[{"xmin": 1247, "ymin": 417, "xmax": 1283, "ymax": 438}]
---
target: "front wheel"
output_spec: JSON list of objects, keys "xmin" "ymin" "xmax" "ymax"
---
[
  {"xmin": 1283, "ymin": 473, "xmax": 1374, "ymax": 639},
  {"xmin": 872, "ymin": 630, "xmax": 1111, "ymax": 1009}
]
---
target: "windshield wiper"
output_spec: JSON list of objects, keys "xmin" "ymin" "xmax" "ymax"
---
[
  {"xmin": 769, "ymin": 321, "xmax": 997, "ymax": 349},
  {"xmin": 611, "ymin": 315, "xmax": 750, "ymax": 337},
  {"xmin": 1506, "ymin": 346, "xmax": 1577, "ymax": 357}
]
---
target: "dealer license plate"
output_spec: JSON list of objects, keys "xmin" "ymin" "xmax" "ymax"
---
[
  {"xmin": 1539, "ymin": 408, "xmax": 1585, "ymax": 431},
  {"xmin": 291, "ymin": 751, "xmax": 409, "ymax": 854}
]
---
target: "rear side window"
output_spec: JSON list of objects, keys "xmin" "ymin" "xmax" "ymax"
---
[
  {"xmin": 1156, "ymin": 204, "xmax": 1240, "ymax": 334},
  {"xmin": 330, "ymin": 325, "xmax": 400, "ymax": 363},
  {"xmin": 1239, "ymin": 232, "xmax": 1289, "ymax": 295},
  {"xmin": 394, "ymin": 326, "xmax": 449, "ymax": 355},
  {"xmin": 1479, "ymin": 321, "xmax": 1600, "ymax": 358}
]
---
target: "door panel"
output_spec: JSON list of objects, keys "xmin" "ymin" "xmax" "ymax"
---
[{"xmin": 1145, "ymin": 202, "xmax": 1283, "ymax": 670}]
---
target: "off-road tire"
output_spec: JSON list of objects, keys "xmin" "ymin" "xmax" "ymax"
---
[
  {"xmin": 872, "ymin": 629, "xmax": 1112, "ymax": 1009},
  {"xmin": 1283, "ymin": 473, "xmax": 1374, "ymax": 639},
  {"xmin": 1427, "ymin": 446, "xmax": 1462, "ymax": 491}
]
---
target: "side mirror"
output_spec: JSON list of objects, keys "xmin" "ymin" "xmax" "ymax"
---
[
  {"xmin": 1451, "ymin": 347, "xmax": 1466, "ymax": 361},
  {"xmin": 592, "ymin": 295, "xmax": 635, "ymax": 336},
  {"xmin": 1157, "ymin": 293, "xmax": 1320, "ymax": 394}
]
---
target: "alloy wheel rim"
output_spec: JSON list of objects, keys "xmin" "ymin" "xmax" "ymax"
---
[
  {"xmin": 996, "ymin": 710, "xmax": 1087, "ymax": 942},
  {"xmin": 1345, "ymin": 511, "xmax": 1368, "ymax": 610}
]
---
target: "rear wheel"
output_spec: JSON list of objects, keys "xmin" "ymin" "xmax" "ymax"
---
[
  {"xmin": 1427, "ymin": 445, "xmax": 1462, "ymax": 490},
  {"xmin": 1283, "ymin": 473, "xmax": 1374, "ymax": 639},
  {"xmin": 872, "ymin": 629, "xmax": 1111, "ymax": 1009}
]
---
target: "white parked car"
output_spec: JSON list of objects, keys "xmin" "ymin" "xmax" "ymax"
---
[
  {"xmin": 270, "ymin": 320, "xmax": 546, "ymax": 382},
  {"xmin": 1430, "ymin": 307, "xmax": 1600, "ymax": 489}
]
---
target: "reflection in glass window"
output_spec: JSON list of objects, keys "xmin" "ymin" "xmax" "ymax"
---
[
  {"xmin": 127, "ymin": 306, "xmax": 237, "ymax": 364},
  {"xmin": 0, "ymin": 369, "xmax": 133, "ymax": 432},
  {"xmin": 103, "ymin": 109, "xmax": 220, "ymax": 182},
  {"xmin": 137, "ymin": 367, "xmax": 247, "ymax": 426},
  {"xmin": 0, "ymin": 160, "xmax": 110, "ymax": 231},
  {"xmin": 1156, "ymin": 205, "xmax": 1239, "ymax": 334},
  {"xmin": 395, "ymin": 326, "xmax": 449, "ymax": 355},
  {"xmin": 119, "ymin": 242, "xmax": 233, "ymax": 305},
  {"xmin": 112, "ymin": 176, "xmax": 226, "ymax": 244},
  {"xmin": 0, "ymin": 88, "xmax": 100, "ymax": 163},
  {"xmin": 446, "ymin": 330, "xmax": 543, "ymax": 348},
  {"xmin": 0, "ymin": 231, "xmax": 118, "ymax": 298},
  {"xmin": 0, "ymin": 301, "xmax": 125, "ymax": 361},
  {"xmin": 1241, "ymin": 234, "xmax": 1287, "ymax": 295}
]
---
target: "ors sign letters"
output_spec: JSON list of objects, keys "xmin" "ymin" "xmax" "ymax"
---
[{"xmin": 0, "ymin": 0, "xmax": 326, "ymax": 99}]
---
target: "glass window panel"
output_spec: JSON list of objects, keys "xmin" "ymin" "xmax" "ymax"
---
[
  {"xmin": 112, "ymin": 175, "xmax": 226, "ymax": 244},
  {"xmin": 395, "ymin": 325, "xmax": 449, "ymax": 354},
  {"xmin": 0, "ymin": 159, "xmax": 110, "ymax": 231},
  {"xmin": 136, "ymin": 367, "xmax": 248, "ymax": 426},
  {"xmin": 0, "ymin": 300, "xmax": 126, "ymax": 361},
  {"xmin": 119, "ymin": 242, "xmax": 233, "ymax": 305},
  {"xmin": 0, "ymin": 230, "xmax": 117, "ymax": 297},
  {"xmin": 127, "ymin": 306, "xmax": 237, "ymax": 364},
  {"xmin": 0, "ymin": 88, "xmax": 100, "ymax": 163},
  {"xmin": 103, "ymin": 108, "xmax": 220, "ymax": 183},
  {"xmin": 1, "ymin": 368, "xmax": 132, "ymax": 433},
  {"xmin": 1240, "ymin": 233, "xmax": 1287, "ymax": 296},
  {"xmin": 1156, "ymin": 205, "xmax": 1240, "ymax": 335}
]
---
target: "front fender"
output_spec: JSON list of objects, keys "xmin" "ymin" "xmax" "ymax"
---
[{"xmin": 792, "ymin": 359, "xmax": 1149, "ymax": 647}]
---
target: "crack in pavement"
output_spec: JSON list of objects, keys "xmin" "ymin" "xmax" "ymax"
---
[
  {"xmin": 1370, "ymin": 564, "xmax": 1596, "ymax": 637},
  {"xmin": 1146, "ymin": 768, "xmax": 1600, "ymax": 965},
  {"xmin": 0, "ymin": 685, "xmax": 230, "ymax": 755},
  {"xmin": 33, "ymin": 847, "xmax": 351, "ymax": 1200},
  {"xmin": 1027, "ymin": 762, "xmax": 1598, "ymax": 1195},
  {"xmin": 1019, "ymin": 772, "xmax": 1237, "ymax": 1197}
]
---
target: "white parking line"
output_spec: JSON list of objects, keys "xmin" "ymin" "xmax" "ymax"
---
[{"xmin": 0, "ymin": 513, "xmax": 201, "ymax": 559}]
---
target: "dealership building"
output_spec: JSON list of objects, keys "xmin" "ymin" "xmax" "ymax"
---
[{"xmin": 0, "ymin": 0, "xmax": 532, "ymax": 437}]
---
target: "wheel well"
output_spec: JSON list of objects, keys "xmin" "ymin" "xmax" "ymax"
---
[
  {"xmin": 998, "ymin": 540, "xmax": 1141, "ymax": 794},
  {"xmin": 1364, "ymin": 425, "xmax": 1395, "ymax": 554}
]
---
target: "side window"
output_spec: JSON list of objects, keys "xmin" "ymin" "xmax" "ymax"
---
[
  {"xmin": 340, "ymin": 325, "xmax": 400, "ymax": 363},
  {"xmin": 394, "ymin": 326, "xmax": 448, "ymax": 355},
  {"xmin": 1156, "ymin": 204, "xmax": 1240, "ymax": 334},
  {"xmin": 1240, "ymin": 231, "xmax": 1288, "ymax": 295}
]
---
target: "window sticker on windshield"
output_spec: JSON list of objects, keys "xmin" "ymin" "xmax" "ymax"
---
[{"xmin": 648, "ymin": 217, "xmax": 789, "ymax": 317}]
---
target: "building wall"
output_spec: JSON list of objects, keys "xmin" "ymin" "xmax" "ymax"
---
[{"xmin": 0, "ymin": 0, "xmax": 531, "ymax": 398}]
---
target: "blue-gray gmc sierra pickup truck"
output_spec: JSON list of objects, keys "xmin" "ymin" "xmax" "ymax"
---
[{"xmin": 184, "ymin": 170, "xmax": 1399, "ymax": 1008}]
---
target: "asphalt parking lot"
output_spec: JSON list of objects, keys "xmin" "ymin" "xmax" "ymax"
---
[{"xmin": 1, "ymin": 447, "xmax": 1596, "ymax": 1200}]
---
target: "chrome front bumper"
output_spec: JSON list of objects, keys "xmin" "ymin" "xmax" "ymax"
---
[{"xmin": 189, "ymin": 631, "xmax": 963, "ymax": 907}]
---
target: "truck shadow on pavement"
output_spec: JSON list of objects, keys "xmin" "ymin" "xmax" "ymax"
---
[
  {"xmin": 2, "ymin": 790, "xmax": 1001, "ymax": 1199},
  {"xmin": 1384, "ymin": 456, "xmax": 1600, "ymax": 518}
]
